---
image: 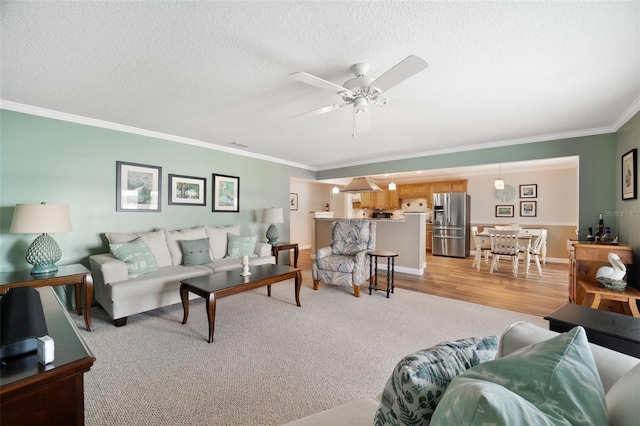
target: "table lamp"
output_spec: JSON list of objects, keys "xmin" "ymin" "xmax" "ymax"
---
[
  {"xmin": 10, "ymin": 202, "xmax": 72, "ymax": 274},
  {"xmin": 262, "ymin": 207, "xmax": 284, "ymax": 245}
]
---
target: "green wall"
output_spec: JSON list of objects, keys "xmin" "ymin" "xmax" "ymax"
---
[
  {"xmin": 318, "ymin": 133, "xmax": 619, "ymax": 241},
  {"xmin": 0, "ymin": 110, "xmax": 313, "ymax": 273}
]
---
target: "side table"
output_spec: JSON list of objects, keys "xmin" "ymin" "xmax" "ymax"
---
[
  {"xmin": 368, "ymin": 251, "xmax": 398, "ymax": 298},
  {"xmin": 271, "ymin": 242, "xmax": 299, "ymax": 268},
  {"xmin": 0, "ymin": 264, "xmax": 94, "ymax": 331}
]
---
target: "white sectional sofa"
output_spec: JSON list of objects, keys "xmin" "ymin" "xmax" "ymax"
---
[
  {"xmin": 284, "ymin": 321, "xmax": 640, "ymax": 425},
  {"xmin": 89, "ymin": 225, "xmax": 274, "ymax": 326}
]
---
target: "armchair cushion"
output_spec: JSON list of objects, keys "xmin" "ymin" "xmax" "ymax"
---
[
  {"xmin": 316, "ymin": 255, "xmax": 357, "ymax": 273},
  {"xmin": 332, "ymin": 219, "xmax": 371, "ymax": 255}
]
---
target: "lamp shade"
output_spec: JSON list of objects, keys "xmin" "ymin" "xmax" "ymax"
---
[
  {"xmin": 262, "ymin": 207, "xmax": 284, "ymax": 224},
  {"xmin": 10, "ymin": 203, "xmax": 72, "ymax": 234}
]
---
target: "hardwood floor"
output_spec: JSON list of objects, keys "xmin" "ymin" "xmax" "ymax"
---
[{"xmin": 297, "ymin": 249, "xmax": 569, "ymax": 317}]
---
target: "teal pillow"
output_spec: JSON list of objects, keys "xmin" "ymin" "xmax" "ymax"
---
[
  {"xmin": 109, "ymin": 238, "xmax": 158, "ymax": 278},
  {"xmin": 226, "ymin": 234, "xmax": 258, "ymax": 259},
  {"xmin": 431, "ymin": 326, "xmax": 607, "ymax": 425},
  {"xmin": 374, "ymin": 336, "xmax": 498, "ymax": 426},
  {"xmin": 180, "ymin": 238, "xmax": 211, "ymax": 266}
]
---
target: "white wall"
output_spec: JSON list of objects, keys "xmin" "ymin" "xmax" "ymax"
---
[
  {"xmin": 467, "ymin": 168, "xmax": 578, "ymax": 226},
  {"xmin": 289, "ymin": 179, "xmax": 339, "ymax": 249}
]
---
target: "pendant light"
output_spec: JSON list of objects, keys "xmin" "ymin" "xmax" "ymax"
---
[{"xmin": 494, "ymin": 164, "xmax": 504, "ymax": 190}]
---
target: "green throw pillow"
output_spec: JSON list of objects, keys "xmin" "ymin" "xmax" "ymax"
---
[
  {"xmin": 109, "ymin": 238, "xmax": 158, "ymax": 278},
  {"xmin": 374, "ymin": 336, "xmax": 498, "ymax": 426},
  {"xmin": 431, "ymin": 326, "xmax": 607, "ymax": 425},
  {"xmin": 226, "ymin": 234, "xmax": 258, "ymax": 259},
  {"xmin": 180, "ymin": 238, "xmax": 211, "ymax": 266}
]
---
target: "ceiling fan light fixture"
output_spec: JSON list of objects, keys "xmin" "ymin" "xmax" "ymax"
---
[{"xmin": 353, "ymin": 97, "xmax": 368, "ymax": 113}]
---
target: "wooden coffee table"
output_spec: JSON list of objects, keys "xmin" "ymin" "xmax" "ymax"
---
[{"xmin": 180, "ymin": 264, "xmax": 302, "ymax": 343}]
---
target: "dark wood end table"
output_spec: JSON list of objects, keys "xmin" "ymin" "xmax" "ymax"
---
[
  {"xmin": 368, "ymin": 251, "xmax": 398, "ymax": 298},
  {"xmin": 271, "ymin": 242, "xmax": 299, "ymax": 268},
  {"xmin": 0, "ymin": 264, "xmax": 94, "ymax": 331},
  {"xmin": 544, "ymin": 303, "xmax": 640, "ymax": 358},
  {"xmin": 180, "ymin": 264, "xmax": 302, "ymax": 343}
]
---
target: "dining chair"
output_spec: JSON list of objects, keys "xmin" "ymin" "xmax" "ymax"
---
[
  {"xmin": 528, "ymin": 229, "xmax": 548, "ymax": 277},
  {"xmin": 471, "ymin": 226, "xmax": 491, "ymax": 271},
  {"xmin": 489, "ymin": 229, "xmax": 521, "ymax": 277}
]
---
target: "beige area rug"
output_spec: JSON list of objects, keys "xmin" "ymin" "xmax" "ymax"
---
[{"xmin": 73, "ymin": 270, "xmax": 547, "ymax": 425}]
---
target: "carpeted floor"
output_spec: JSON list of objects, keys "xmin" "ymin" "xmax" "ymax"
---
[{"xmin": 73, "ymin": 271, "xmax": 547, "ymax": 425}]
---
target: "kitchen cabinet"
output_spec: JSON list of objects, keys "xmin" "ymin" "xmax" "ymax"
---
[
  {"xmin": 426, "ymin": 224, "xmax": 432, "ymax": 251},
  {"xmin": 431, "ymin": 179, "xmax": 468, "ymax": 194},
  {"xmin": 352, "ymin": 189, "xmax": 399, "ymax": 209},
  {"xmin": 398, "ymin": 183, "xmax": 428, "ymax": 198}
]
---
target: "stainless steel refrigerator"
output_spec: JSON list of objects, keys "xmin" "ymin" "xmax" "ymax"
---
[{"xmin": 432, "ymin": 193, "xmax": 470, "ymax": 258}]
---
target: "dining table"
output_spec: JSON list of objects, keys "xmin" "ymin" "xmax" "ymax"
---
[{"xmin": 476, "ymin": 230, "xmax": 533, "ymax": 277}]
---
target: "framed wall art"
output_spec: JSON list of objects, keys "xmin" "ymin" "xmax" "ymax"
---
[
  {"xmin": 290, "ymin": 193, "xmax": 298, "ymax": 211},
  {"xmin": 116, "ymin": 161, "xmax": 162, "ymax": 212},
  {"xmin": 495, "ymin": 205, "xmax": 514, "ymax": 217},
  {"xmin": 212, "ymin": 173, "xmax": 239, "ymax": 212},
  {"xmin": 169, "ymin": 174, "xmax": 206, "ymax": 206},
  {"xmin": 519, "ymin": 184, "xmax": 537, "ymax": 198},
  {"xmin": 520, "ymin": 201, "xmax": 537, "ymax": 217},
  {"xmin": 622, "ymin": 148, "xmax": 637, "ymax": 200}
]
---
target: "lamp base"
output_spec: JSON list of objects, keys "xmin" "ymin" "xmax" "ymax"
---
[
  {"xmin": 26, "ymin": 234, "xmax": 62, "ymax": 275},
  {"xmin": 266, "ymin": 224, "xmax": 279, "ymax": 245}
]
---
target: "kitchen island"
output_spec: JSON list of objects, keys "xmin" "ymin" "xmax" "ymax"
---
[{"xmin": 313, "ymin": 213, "xmax": 426, "ymax": 275}]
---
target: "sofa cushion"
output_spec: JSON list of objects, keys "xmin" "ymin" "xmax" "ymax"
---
[
  {"xmin": 165, "ymin": 226, "xmax": 208, "ymax": 265},
  {"xmin": 206, "ymin": 225, "xmax": 240, "ymax": 259},
  {"xmin": 109, "ymin": 238, "xmax": 158, "ymax": 279},
  {"xmin": 431, "ymin": 326, "xmax": 607, "ymax": 425},
  {"xmin": 282, "ymin": 397, "xmax": 380, "ymax": 426},
  {"xmin": 374, "ymin": 336, "xmax": 498, "ymax": 426},
  {"xmin": 226, "ymin": 234, "xmax": 258, "ymax": 259},
  {"xmin": 106, "ymin": 228, "xmax": 172, "ymax": 268},
  {"xmin": 180, "ymin": 238, "xmax": 211, "ymax": 266},
  {"xmin": 606, "ymin": 362, "xmax": 640, "ymax": 426}
]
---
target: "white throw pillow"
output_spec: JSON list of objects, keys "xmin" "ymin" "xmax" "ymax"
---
[
  {"xmin": 165, "ymin": 226, "xmax": 208, "ymax": 265},
  {"xmin": 206, "ymin": 225, "xmax": 240, "ymax": 259},
  {"xmin": 606, "ymin": 362, "xmax": 640, "ymax": 426},
  {"xmin": 106, "ymin": 228, "xmax": 172, "ymax": 268}
]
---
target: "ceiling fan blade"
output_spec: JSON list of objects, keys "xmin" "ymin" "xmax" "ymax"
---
[
  {"xmin": 369, "ymin": 55, "xmax": 429, "ymax": 95},
  {"xmin": 354, "ymin": 109, "xmax": 372, "ymax": 134},
  {"xmin": 290, "ymin": 72, "xmax": 353, "ymax": 97},
  {"xmin": 292, "ymin": 103, "xmax": 349, "ymax": 120}
]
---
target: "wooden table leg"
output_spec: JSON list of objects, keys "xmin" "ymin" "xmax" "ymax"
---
[
  {"xmin": 83, "ymin": 273, "xmax": 94, "ymax": 331},
  {"xmin": 206, "ymin": 293, "xmax": 217, "ymax": 343},
  {"xmin": 386, "ymin": 257, "xmax": 391, "ymax": 298},
  {"xmin": 180, "ymin": 283, "xmax": 189, "ymax": 325},
  {"xmin": 74, "ymin": 282, "xmax": 83, "ymax": 316},
  {"xmin": 627, "ymin": 299, "xmax": 640, "ymax": 318},
  {"xmin": 589, "ymin": 293, "xmax": 602, "ymax": 310},
  {"xmin": 369, "ymin": 255, "xmax": 374, "ymax": 295},
  {"xmin": 293, "ymin": 245, "xmax": 299, "ymax": 268},
  {"xmin": 294, "ymin": 270, "xmax": 302, "ymax": 307}
]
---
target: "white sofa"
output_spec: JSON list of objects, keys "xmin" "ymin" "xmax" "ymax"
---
[
  {"xmin": 284, "ymin": 321, "xmax": 640, "ymax": 425},
  {"xmin": 89, "ymin": 225, "xmax": 274, "ymax": 326}
]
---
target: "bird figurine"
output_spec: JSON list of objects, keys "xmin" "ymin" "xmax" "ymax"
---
[{"xmin": 596, "ymin": 253, "xmax": 627, "ymax": 291}]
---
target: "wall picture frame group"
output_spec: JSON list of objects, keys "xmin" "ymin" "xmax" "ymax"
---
[
  {"xmin": 520, "ymin": 200, "xmax": 537, "ymax": 217},
  {"xmin": 622, "ymin": 148, "xmax": 637, "ymax": 200},
  {"xmin": 495, "ymin": 205, "xmax": 514, "ymax": 217},
  {"xmin": 169, "ymin": 174, "xmax": 206, "ymax": 206},
  {"xmin": 212, "ymin": 173, "xmax": 240, "ymax": 212},
  {"xmin": 116, "ymin": 161, "xmax": 162, "ymax": 212},
  {"xmin": 519, "ymin": 184, "xmax": 537, "ymax": 198}
]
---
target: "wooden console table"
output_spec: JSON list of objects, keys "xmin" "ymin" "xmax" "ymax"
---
[
  {"xmin": 579, "ymin": 280, "xmax": 640, "ymax": 318},
  {"xmin": 568, "ymin": 243, "xmax": 633, "ymax": 313},
  {"xmin": 1, "ymin": 287, "xmax": 96, "ymax": 425},
  {"xmin": 0, "ymin": 264, "xmax": 94, "ymax": 331}
]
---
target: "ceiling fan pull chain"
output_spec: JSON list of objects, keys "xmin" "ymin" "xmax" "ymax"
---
[{"xmin": 352, "ymin": 111, "xmax": 356, "ymax": 138}]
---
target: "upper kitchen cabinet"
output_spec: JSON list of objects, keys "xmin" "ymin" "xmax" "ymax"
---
[
  {"xmin": 431, "ymin": 179, "xmax": 468, "ymax": 194},
  {"xmin": 397, "ymin": 183, "xmax": 428, "ymax": 198},
  {"xmin": 352, "ymin": 188, "xmax": 399, "ymax": 209}
]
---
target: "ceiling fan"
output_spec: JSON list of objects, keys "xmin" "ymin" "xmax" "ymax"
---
[{"xmin": 290, "ymin": 55, "xmax": 428, "ymax": 136}]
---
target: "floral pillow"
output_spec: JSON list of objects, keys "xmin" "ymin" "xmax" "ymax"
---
[
  {"xmin": 109, "ymin": 238, "xmax": 158, "ymax": 278},
  {"xmin": 226, "ymin": 234, "xmax": 258, "ymax": 259}
]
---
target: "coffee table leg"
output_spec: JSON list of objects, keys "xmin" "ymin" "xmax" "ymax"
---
[
  {"xmin": 180, "ymin": 283, "xmax": 189, "ymax": 325},
  {"xmin": 294, "ymin": 270, "xmax": 302, "ymax": 307},
  {"xmin": 267, "ymin": 284, "xmax": 271, "ymax": 297},
  {"xmin": 206, "ymin": 293, "xmax": 217, "ymax": 343}
]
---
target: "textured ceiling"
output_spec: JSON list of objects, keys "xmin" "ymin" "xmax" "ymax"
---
[{"xmin": 1, "ymin": 1, "xmax": 639, "ymax": 171}]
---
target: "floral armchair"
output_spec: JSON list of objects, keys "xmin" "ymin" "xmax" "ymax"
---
[{"xmin": 312, "ymin": 219, "xmax": 376, "ymax": 297}]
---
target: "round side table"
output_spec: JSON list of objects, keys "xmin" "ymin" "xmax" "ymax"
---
[{"xmin": 367, "ymin": 251, "xmax": 398, "ymax": 298}]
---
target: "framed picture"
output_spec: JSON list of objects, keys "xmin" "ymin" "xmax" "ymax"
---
[
  {"xmin": 520, "ymin": 201, "xmax": 537, "ymax": 217},
  {"xmin": 290, "ymin": 193, "xmax": 298, "ymax": 211},
  {"xmin": 212, "ymin": 173, "xmax": 239, "ymax": 212},
  {"xmin": 519, "ymin": 184, "xmax": 537, "ymax": 198},
  {"xmin": 116, "ymin": 161, "xmax": 161, "ymax": 212},
  {"xmin": 622, "ymin": 148, "xmax": 637, "ymax": 200},
  {"xmin": 495, "ymin": 205, "xmax": 514, "ymax": 217},
  {"xmin": 169, "ymin": 174, "xmax": 206, "ymax": 206}
]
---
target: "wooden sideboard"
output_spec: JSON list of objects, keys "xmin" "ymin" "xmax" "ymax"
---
[
  {"xmin": 569, "ymin": 243, "xmax": 634, "ymax": 314},
  {"xmin": 1, "ymin": 287, "xmax": 95, "ymax": 425}
]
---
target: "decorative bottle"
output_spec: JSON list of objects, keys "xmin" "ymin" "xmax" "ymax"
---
[
  {"xmin": 595, "ymin": 214, "xmax": 605, "ymax": 240},
  {"xmin": 586, "ymin": 227, "xmax": 595, "ymax": 242},
  {"xmin": 600, "ymin": 227, "xmax": 613, "ymax": 242}
]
